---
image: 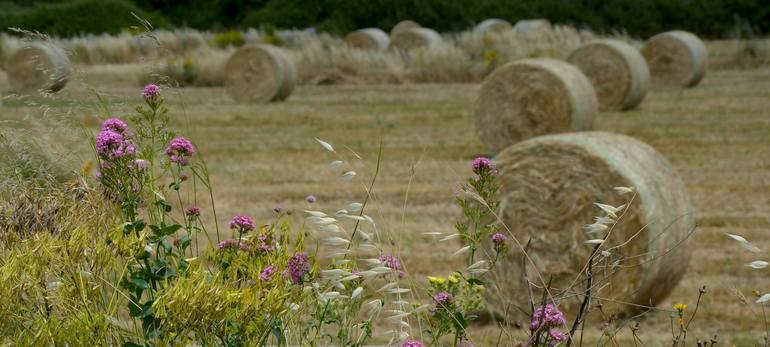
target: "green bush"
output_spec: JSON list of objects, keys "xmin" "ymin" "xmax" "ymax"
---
[
  {"xmin": 213, "ymin": 30, "xmax": 245, "ymax": 48},
  {"xmin": 0, "ymin": 0, "xmax": 168, "ymax": 37}
]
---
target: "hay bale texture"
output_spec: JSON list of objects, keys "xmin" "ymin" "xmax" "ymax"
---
[
  {"xmin": 390, "ymin": 28, "xmax": 442, "ymax": 52},
  {"xmin": 474, "ymin": 19, "xmax": 512, "ymax": 35},
  {"xmin": 7, "ymin": 42, "xmax": 70, "ymax": 93},
  {"xmin": 513, "ymin": 19, "xmax": 553, "ymax": 39},
  {"xmin": 641, "ymin": 30, "xmax": 707, "ymax": 88},
  {"xmin": 485, "ymin": 131, "xmax": 694, "ymax": 321},
  {"xmin": 567, "ymin": 39, "xmax": 650, "ymax": 111},
  {"xmin": 224, "ymin": 44, "xmax": 296, "ymax": 103},
  {"xmin": 474, "ymin": 58, "xmax": 597, "ymax": 152},
  {"xmin": 344, "ymin": 28, "xmax": 391, "ymax": 51},
  {"xmin": 390, "ymin": 20, "xmax": 421, "ymax": 36}
]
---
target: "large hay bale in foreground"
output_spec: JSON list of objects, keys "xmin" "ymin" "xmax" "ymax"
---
[
  {"xmin": 474, "ymin": 58, "xmax": 597, "ymax": 152},
  {"xmin": 390, "ymin": 20, "xmax": 421, "ymax": 36},
  {"xmin": 390, "ymin": 28, "xmax": 442, "ymax": 52},
  {"xmin": 485, "ymin": 131, "xmax": 694, "ymax": 321},
  {"xmin": 344, "ymin": 28, "xmax": 390, "ymax": 51},
  {"xmin": 513, "ymin": 19, "xmax": 553, "ymax": 39},
  {"xmin": 7, "ymin": 42, "xmax": 70, "ymax": 93},
  {"xmin": 641, "ymin": 30, "xmax": 707, "ymax": 88},
  {"xmin": 224, "ymin": 44, "xmax": 295, "ymax": 103},
  {"xmin": 567, "ymin": 39, "xmax": 650, "ymax": 111},
  {"xmin": 474, "ymin": 19, "xmax": 512, "ymax": 35}
]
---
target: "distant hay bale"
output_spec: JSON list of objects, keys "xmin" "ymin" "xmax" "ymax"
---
[
  {"xmin": 641, "ymin": 30, "xmax": 707, "ymax": 88},
  {"xmin": 344, "ymin": 28, "xmax": 390, "ymax": 51},
  {"xmin": 224, "ymin": 44, "xmax": 296, "ymax": 103},
  {"xmin": 485, "ymin": 131, "xmax": 694, "ymax": 321},
  {"xmin": 7, "ymin": 42, "xmax": 70, "ymax": 93},
  {"xmin": 513, "ymin": 19, "xmax": 553, "ymax": 39},
  {"xmin": 390, "ymin": 28, "xmax": 443, "ymax": 52},
  {"xmin": 474, "ymin": 19, "xmax": 512, "ymax": 35},
  {"xmin": 567, "ymin": 39, "xmax": 650, "ymax": 111},
  {"xmin": 474, "ymin": 58, "xmax": 598, "ymax": 152},
  {"xmin": 390, "ymin": 20, "xmax": 421, "ymax": 36}
]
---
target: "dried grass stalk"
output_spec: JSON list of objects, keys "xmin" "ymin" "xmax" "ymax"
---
[
  {"xmin": 486, "ymin": 131, "xmax": 695, "ymax": 321},
  {"xmin": 224, "ymin": 44, "xmax": 296, "ymax": 103},
  {"xmin": 390, "ymin": 20, "xmax": 421, "ymax": 36},
  {"xmin": 344, "ymin": 28, "xmax": 391, "ymax": 52},
  {"xmin": 390, "ymin": 28, "xmax": 443, "ymax": 52},
  {"xmin": 474, "ymin": 19, "xmax": 513, "ymax": 35},
  {"xmin": 474, "ymin": 58, "xmax": 597, "ymax": 152},
  {"xmin": 7, "ymin": 42, "xmax": 70, "ymax": 93},
  {"xmin": 641, "ymin": 30, "xmax": 708, "ymax": 88},
  {"xmin": 567, "ymin": 39, "xmax": 650, "ymax": 111}
]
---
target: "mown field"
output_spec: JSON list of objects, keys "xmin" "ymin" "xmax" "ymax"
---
[{"xmin": 1, "ymin": 47, "xmax": 770, "ymax": 344}]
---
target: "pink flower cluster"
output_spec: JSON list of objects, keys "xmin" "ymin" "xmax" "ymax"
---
[
  {"xmin": 527, "ymin": 304, "xmax": 568, "ymax": 346},
  {"xmin": 229, "ymin": 214, "xmax": 256, "ymax": 232},
  {"xmin": 96, "ymin": 118, "xmax": 137, "ymax": 161},
  {"xmin": 379, "ymin": 254, "xmax": 405, "ymax": 277},
  {"xmin": 142, "ymin": 84, "xmax": 160, "ymax": 99},
  {"xmin": 285, "ymin": 252, "xmax": 310, "ymax": 284},
  {"xmin": 165, "ymin": 137, "xmax": 195, "ymax": 166},
  {"xmin": 260, "ymin": 265, "xmax": 276, "ymax": 281},
  {"xmin": 471, "ymin": 156, "xmax": 494, "ymax": 174},
  {"xmin": 400, "ymin": 340, "xmax": 425, "ymax": 347},
  {"xmin": 185, "ymin": 205, "xmax": 201, "ymax": 217},
  {"xmin": 434, "ymin": 291, "xmax": 454, "ymax": 306},
  {"xmin": 217, "ymin": 239, "xmax": 252, "ymax": 252}
]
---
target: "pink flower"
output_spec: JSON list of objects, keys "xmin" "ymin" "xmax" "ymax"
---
[
  {"xmin": 472, "ymin": 156, "xmax": 494, "ymax": 174},
  {"xmin": 549, "ymin": 329, "xmax": 567, "ymax": 343},
  {"xmin": 285, "ymin": 252, "xmax": 310, "ymax": 284},
  {"xmin": 260, "ymin": 265, "xmax": 276, "ymax": 281},
  {"xmin": 434, "ymin": 291, "xmax": 454, "ymax": 306},
  {"xmin": 96, "ymin": 129, "xmax": 136, "ymax": 160},
  {"xmin": 165, "ymin": 137, "xmax": 195, "ymax": 166},
  {"xmin": 379, "ymin": 254, "xmax": 405, "ymax": 277},
  {"xmin": 185, "ymin": 205, "xmax": 201, "ymax": 217},
  {"xmin": 400, "ymin": 340, "xmax": 425, "ymax": 347},
  {"xmin": 229, "ymin": 214, "xmax": 256, "ymax": 232},
  {"xmin": 492, "ymin": 232, "xmax": 508, "ymax": 244},
  {"xmin": 306, "ymin": 195, "xmax": 316, "ymax": 203},
  {"xmin": 101, "ymin": 118, "xmax": 130, "ymax": 135},
  {"xmin": 142, "ymin": 84, "xmax": 160, "ymax": 99},
  {"xmin": 530, "ymin": 304, "xmax": 567, "ymax": 331}
]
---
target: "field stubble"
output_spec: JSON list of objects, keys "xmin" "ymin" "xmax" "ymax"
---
[{"xmin": 0, "ymin": 49, "xmax": 769, "ymax": 344}]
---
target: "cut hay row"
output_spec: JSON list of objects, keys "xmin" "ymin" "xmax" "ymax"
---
[
  {"xmin": 474, "ymin": 19, "xmax": 512, "ymax": 35},
  {"xmin": 474, "ymin": 58, "xmax": 598, "ymax": 152},
  {"xmin": 344, "ymin": 28, "xmax": 390, "ymax": 52},
  {"xmin": 567, "ymin": 39, "xmax": 650, "ymax": 111},
  {"xmin": 390, "ymin": 28, "xmax": 443, "ymax": 52},
  {"xmin": 641, "ymin": 30, "xmax": 708, "ymax": 88},
  {"xmin": 6, "ymin": 42, "xmax": 70, "ymax": 93},
  {"xmin": 224, "ymin": 44, "xmax": 296, "ymax": 102},
  {"xmin": 485, "ymin": 131, "xmax": 694, "ymax": 321}
]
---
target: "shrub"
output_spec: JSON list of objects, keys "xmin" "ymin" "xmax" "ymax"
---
[{"xmin": 0, "ymin": 0, "xmax": 168, "ymax": 37}]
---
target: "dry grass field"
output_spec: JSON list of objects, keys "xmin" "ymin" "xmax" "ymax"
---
[{"xmin": 1, "ymin": 41, "xmax": 770, "ymax": 344}]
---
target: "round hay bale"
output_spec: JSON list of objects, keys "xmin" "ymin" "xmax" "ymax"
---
[
  {"xmin": 344, "ymin": 28, "xmax": 390, "ymax": 51},
  {"xmin": 224, "ymin": 44, "xmax": 295, "ymax": 103},
  {"xmin": 567, "ymin": 39, "xmax": 650, "ymax": 111},
  {"xmin": 641, "ymin": 30, "xmax": 707, "ymax": 88},
  {"xmin": 474, "ymin": 19, "xmax": 513, "ymax": 35},
  {"xmin": 390, "ymin": 28, "xmax": 443, "ymax": 52},
  {"xmin": 485, "ymin": 131, "xmax": 694, "ymax": 321},
  {"xmin": 390, "ymin": 20, "xmax": 421, "ymax": 36},
  {"xmin": 474, "ymin": 58, "xmax": 598, "ymax": 152},
  {"xmin": 7, "ymin": 42, "xmax": 70, "ymax": 93},
  {"xmin": 513, "ymin": 19, "xmax": 553, "ymax": 38}
]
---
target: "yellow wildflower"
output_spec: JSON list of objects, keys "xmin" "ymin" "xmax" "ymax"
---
[{"xmin": 673, "ymin": 303, "xmax": 687, "ymax": 313}]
